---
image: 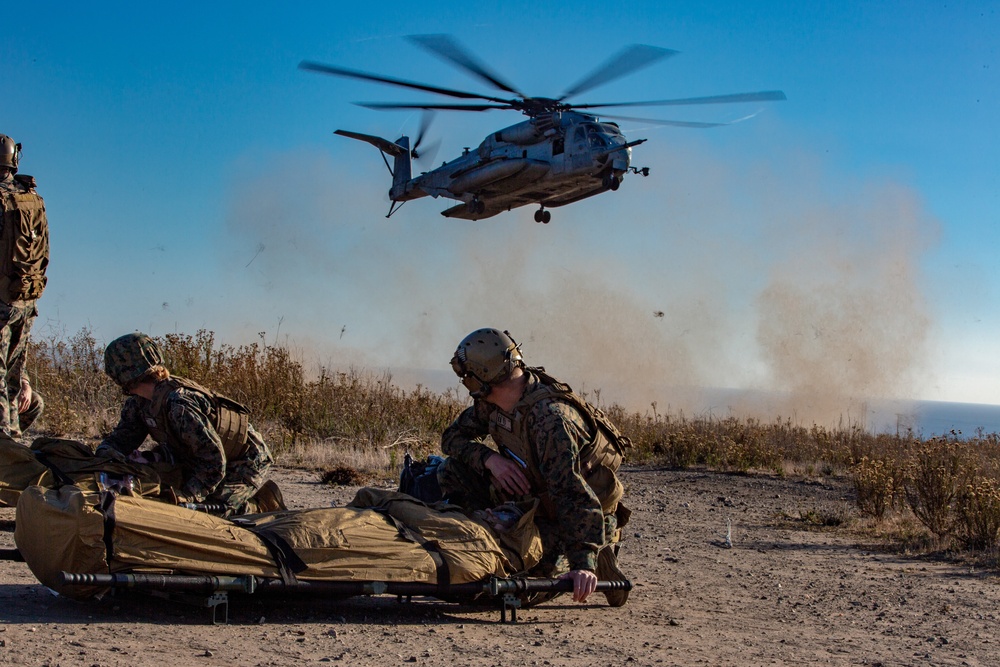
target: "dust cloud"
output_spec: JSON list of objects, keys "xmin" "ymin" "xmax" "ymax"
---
[
  {"xmin": 222, "ymin": 139, "xmax": 939, "ymax": 427},
  {"xmin": 754, "ymin": 180, "xmax": 937, "ymax": 425}
]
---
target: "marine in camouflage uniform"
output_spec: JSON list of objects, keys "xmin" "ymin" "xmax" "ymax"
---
[
  {"xmin": 438, "ymin": 328, "xmax": 630, "ymax": 606},
  {"xmin": 98, "ymin": 333, "xmax": 274, "ymax": 516},
  {"xmin": 0, "ymin": 135, "xmax": 47, "ymax": 439}
]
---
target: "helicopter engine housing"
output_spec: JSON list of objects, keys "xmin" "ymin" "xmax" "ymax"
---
[{"xmin": 494, "ymin": 120, "xmax": 546, "ymax": 146}]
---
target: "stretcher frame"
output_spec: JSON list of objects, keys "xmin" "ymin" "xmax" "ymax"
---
[{"xmin": 57, "ymin": 571, "xmax": 632, "ymax": 624}]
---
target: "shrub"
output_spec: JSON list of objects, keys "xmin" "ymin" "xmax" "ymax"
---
[
  {"xmin": 902, "ymin": 436, "xmax": 966, "ymax": 539},
  {"xmin": 851, "ymin": 455, "xmax": 900, "ymax": 519},
  {"xmin": 956, "ymin": 467, "xmax": 1000, "ymax": 550}
]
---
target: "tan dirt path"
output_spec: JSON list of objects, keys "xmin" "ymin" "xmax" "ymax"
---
[{"xmin": 0, "ymin": 466, "xmax": 997, "ymax": 666}]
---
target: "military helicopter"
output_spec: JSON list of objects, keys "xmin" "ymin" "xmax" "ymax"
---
[{"xmin": 300, "ymin": 35, "xmax": 785, "ymax": 223}]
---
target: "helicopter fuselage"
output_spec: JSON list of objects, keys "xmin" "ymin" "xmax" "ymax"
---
[
  {"xmin": 381, "ymin": 111, "xmax": 645, "ymax": 222},
  {"xmin": 305, "ymin": 36, "xmax": 783, "ymax": 222}
]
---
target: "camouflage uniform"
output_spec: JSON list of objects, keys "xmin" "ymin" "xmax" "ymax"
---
[
  {"xmin": 0, "ymin": 172, "xmax": 40, "ymax": 438},
  {"xmin": 439, "ymin": 369, "xmax": 624, "ymax": 573},
  {"xmin": 100, "ymin": 380, "xmax": 273, "ymax": 515}
]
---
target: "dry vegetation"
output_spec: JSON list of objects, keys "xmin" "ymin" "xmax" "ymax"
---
[{"xmin": 25, "ymin": 328, "xmax": 1000, "ymax": 563}]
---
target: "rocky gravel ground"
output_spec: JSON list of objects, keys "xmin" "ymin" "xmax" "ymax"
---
[{"xmin": 1, "ymin": 465, "xmax": 998, "ymax": 666}]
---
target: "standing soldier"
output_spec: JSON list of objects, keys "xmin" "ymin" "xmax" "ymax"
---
[
  {"xmin": 0, "ymin": 135, "xmax": 49, "ymax": 439},
  {"xmin": 97, "ymin": 332, "xmax": 280, "ymax": 515},
  {"xmin": 438, "ymin": 328, "xmax": 631, "ymax": 606}
]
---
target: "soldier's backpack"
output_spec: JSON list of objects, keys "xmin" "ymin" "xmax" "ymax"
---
[
  {"xmin": 399, "ymin": 453, "xmax": 445, "ymax": 503},
  {"xmin": 526, "ymin": 366, "xmax": 633, "ymax": 459},
  {"xmin": 0, "ymin": 175, "xmax": 49, "ymax": 303}
]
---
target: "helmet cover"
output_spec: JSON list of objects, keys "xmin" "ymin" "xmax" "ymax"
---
[
  {"xmin": 450, "ymin": 328, "xmax": 522, "ymax": 398},
  {"xmin": 104, "ymin": 332, "xmax": 165, "ymax": 388}
]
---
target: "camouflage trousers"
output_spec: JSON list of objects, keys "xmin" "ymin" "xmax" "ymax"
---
[
  {"xmin": 206, "ymin": 427, "xmax": 274, "ymax": 516},
  {"xmin": 0, "ymin": 300, "xmax": 36, "ymax": 438}
]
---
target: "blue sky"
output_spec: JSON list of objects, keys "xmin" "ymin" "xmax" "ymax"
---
[{"xmin": 6, "ymin": 2, "xmax": 998, "ymax": 418}]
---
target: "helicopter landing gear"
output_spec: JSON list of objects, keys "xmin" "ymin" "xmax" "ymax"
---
[
  {"xmin": 533, "ymin": 208, "xmax": 551, "ymax": 224},
  {"xmin": 603, "ymin": 174, "xmax": 621, "ymax": 191},
  {"xmin": 467, "ymin": 198, "xmax": 486, "ymax": 215}
]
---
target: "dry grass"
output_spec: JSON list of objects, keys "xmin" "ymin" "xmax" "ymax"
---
[{"xmin": 23, "ymin": 327, "xmax": 1000, "ymax": 559}]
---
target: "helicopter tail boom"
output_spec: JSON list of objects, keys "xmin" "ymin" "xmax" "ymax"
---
[{"xmin": 334, "ymin": 130, "xmax": 417, "ymax": 208}]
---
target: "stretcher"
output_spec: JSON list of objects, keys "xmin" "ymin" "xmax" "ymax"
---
[{"xmin": 13, "ymin": 484, "xmax": 631, "ymax": 623}]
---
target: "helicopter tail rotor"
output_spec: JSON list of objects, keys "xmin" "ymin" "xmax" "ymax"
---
[{"xmin": 410, "ymin": 110, "xmax": 442, "ymax": 166}]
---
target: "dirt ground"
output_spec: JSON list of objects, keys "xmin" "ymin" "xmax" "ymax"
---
[{"xmin": 1, "ymin": 465, "xmax": 998, "ymax": 667}]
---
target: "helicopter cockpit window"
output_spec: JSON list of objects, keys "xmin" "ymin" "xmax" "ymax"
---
[
  {"xmin": 590, "ymin": 133, "xmax": 608, "ymax": 148},
  {"xmin": 583, "ymin": 124, "xmax": 608, "ymax": 147},
  {"xmin": 573, "ymin": 126, "xmax": 586, "ymax": 143}
]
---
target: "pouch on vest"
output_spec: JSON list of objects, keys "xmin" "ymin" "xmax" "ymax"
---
[
  {"xmin": 213, "ymin": 394, "xmax": 251, "ymax": 460},
  {"xmin": 0, "ymin": 190, "xmax": 48, "ymax": 302},
  {"xmin": 151, "ymin": 378, "xmax": 251, "ymax": 461}
]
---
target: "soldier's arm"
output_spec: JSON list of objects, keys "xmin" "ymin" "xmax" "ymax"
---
[
  {"xmin": 166, "ymin": 391, "xmax": 227, "ymax": 501},
  {"xmin": 530, "ymin": 400, "xmax": 605, "ymax": 572},
  {"xmin": 98, "ymin": 397, "xmax": 150, "ymax": 456},
  {"xmin": 440, "ymin": 403, "xmax": 496, "ymax": 474}
]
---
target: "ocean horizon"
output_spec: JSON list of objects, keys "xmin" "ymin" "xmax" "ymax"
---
[
  {"xmin": 875, "ymin": 398, "xmax": 1000, "ymax": 438},
  {"xmin": 689, "ymin": 388, "xmax": 1000, "ymax": 438}
]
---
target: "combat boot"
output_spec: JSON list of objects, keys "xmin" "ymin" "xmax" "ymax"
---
[{"xmin": 597, "ymin": 544, "xmax": 630, "ymax": 607}]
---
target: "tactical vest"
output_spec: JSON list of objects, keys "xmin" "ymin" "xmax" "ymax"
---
[
  {"xmin": 148, "ymin": 377, "xmax": 251, "ymax": 460},
  {"xmin": 487, "ymin": 367, "xmax": 631, "ymax": 518},
  {"xmin": 0, "ymin": 177, "xmax": 49, "ymax": 303}
]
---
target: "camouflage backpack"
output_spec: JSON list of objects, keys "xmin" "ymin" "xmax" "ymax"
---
[
  {"xmin": 525, "ymin": 366, "xmax": 633, "ymax": 458},
  {"xmin": 0, "ymin": 175, "xmax": 49, "ymax": 303}
]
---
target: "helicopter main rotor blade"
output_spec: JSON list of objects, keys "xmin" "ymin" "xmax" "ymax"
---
[
  {"xmin": 573, "ymin": 90, "xmax": 787, "ymax": 109},
  {"xmin": 407, "ymin": 34, "xmax": 527, "ymax": 98},
  {"xmin": 357, "ymin": 102, "xmax": 513, "ymax": 112},
  {"xmin": 600, "ymin": 112, "xmax": 757, "ymax": 128},
  {"xmin": 299, "ymin": 60, "xmax": 509, "ymax": 104},
  {"xmin": 560, "ymin": 45, "xmax": 678, "ymax": 100}
]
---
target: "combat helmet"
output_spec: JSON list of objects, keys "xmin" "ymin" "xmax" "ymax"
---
[
  {"xmin": 104, "ymin": 332, "xmax": 165, "ymax": 389},
  {"xmin": 450, "ymin": 328, "xmax": 523, "ymax": 398},
  {"xmin": 0, "ymin": 135, "xmax": 20, "ymax": 173}
]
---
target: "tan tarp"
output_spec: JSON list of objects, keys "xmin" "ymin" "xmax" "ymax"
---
[
  {"xmin": 0, "ymin": 436, "xmax": 47, "ymax": 507},
  {"xmin": 15, "ymin": 485, "xmax": 542, "ymax": 600},
  {"xmin": 0, "ymin": 437, "xmax": 180, "ymax": 507}
]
